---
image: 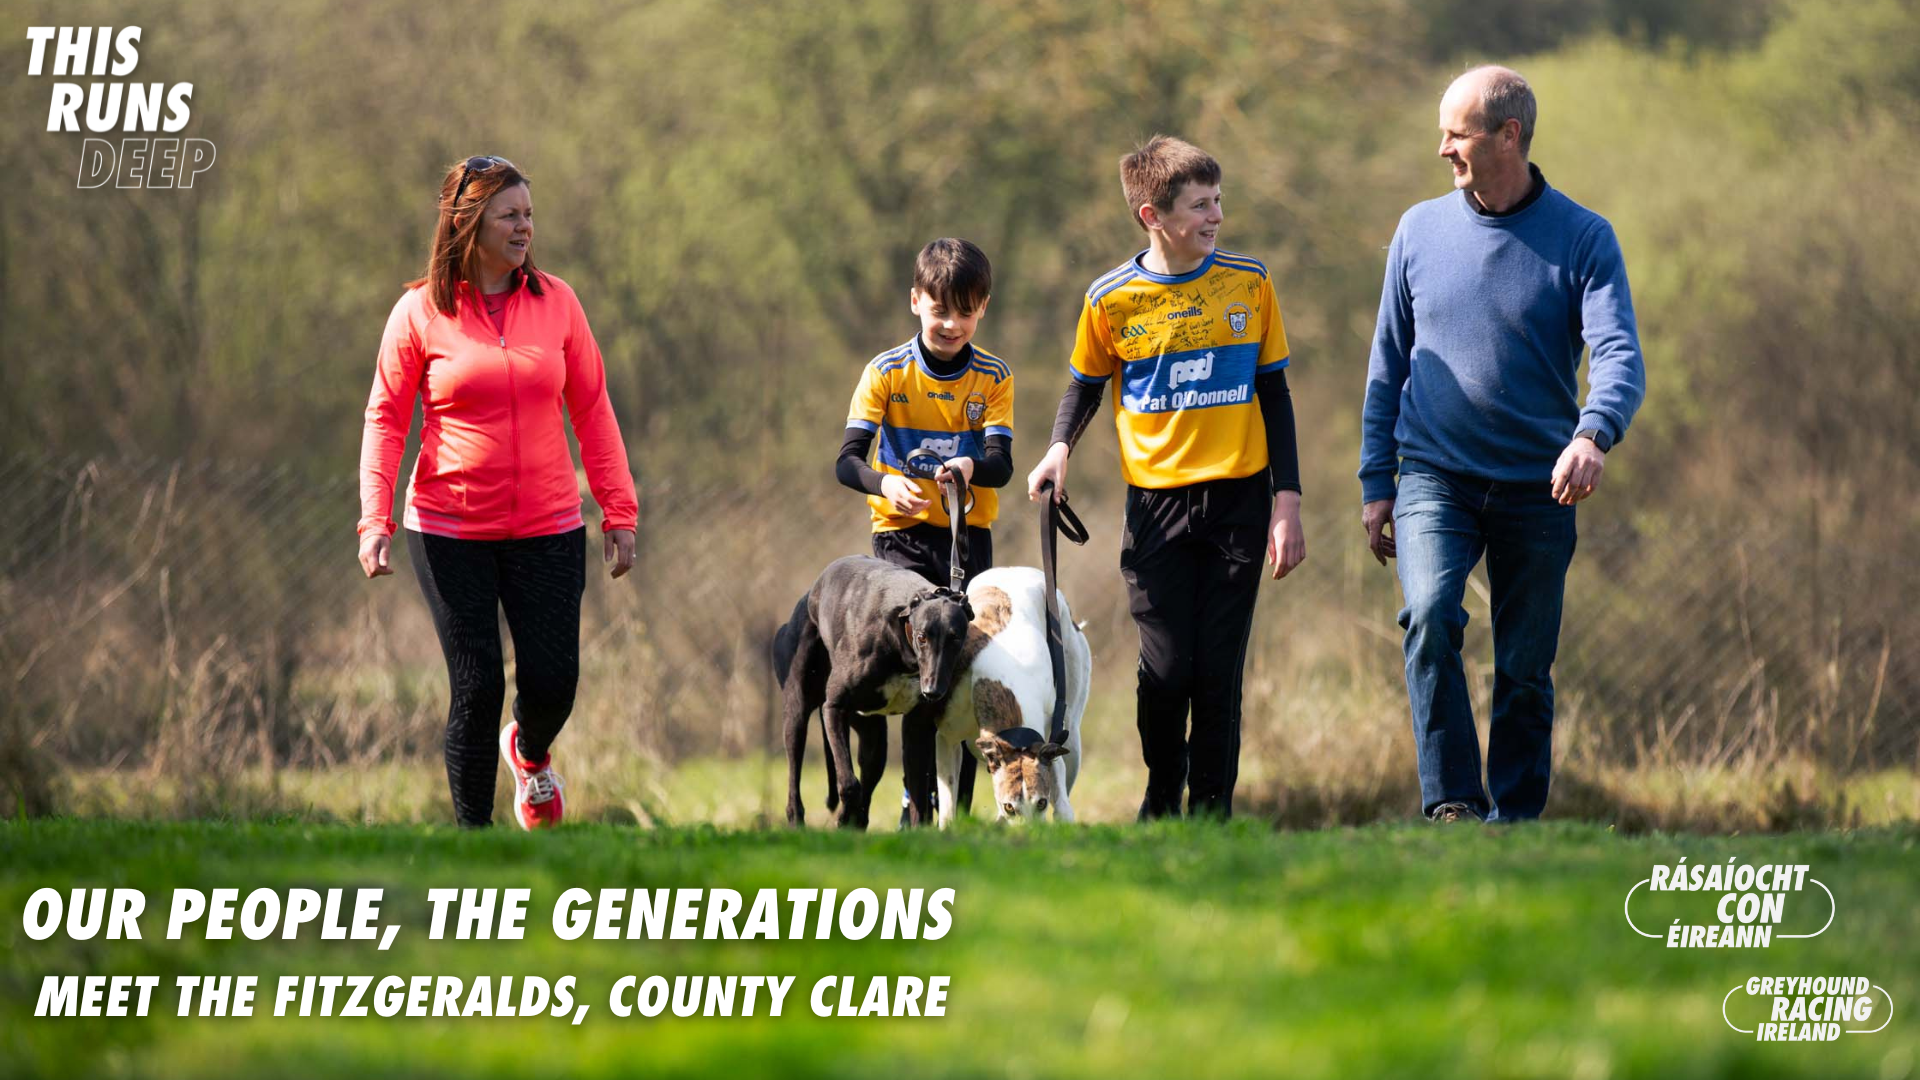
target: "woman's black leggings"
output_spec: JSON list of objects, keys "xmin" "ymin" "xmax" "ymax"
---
[{"xmin": 407, "ymin": 527, "xmax": 587, "ymax": 827}]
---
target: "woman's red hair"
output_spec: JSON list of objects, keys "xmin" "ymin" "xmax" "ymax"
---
[{"xmin": 408, "ymin": 157, "xmax": 546, "ymax": 316}]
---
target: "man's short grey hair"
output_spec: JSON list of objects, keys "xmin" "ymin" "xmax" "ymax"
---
[{"xmin": 1466, "ymin": 66, "xmax": 1536, "ymax": 155}]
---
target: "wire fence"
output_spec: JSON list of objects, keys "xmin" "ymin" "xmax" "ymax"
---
[{"xmin": 3, "ymin": 454, "xmax": 1915, "ymax": 815}]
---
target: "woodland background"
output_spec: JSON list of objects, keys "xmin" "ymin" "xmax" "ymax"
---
[{"xmin": 3, "ymin": 0, "xmax": 1916, "ymax": 827}]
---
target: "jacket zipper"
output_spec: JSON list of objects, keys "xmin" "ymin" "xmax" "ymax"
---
[{"xmin": 495, "ymin": 281, "xmax": 520, "ymax": 534}]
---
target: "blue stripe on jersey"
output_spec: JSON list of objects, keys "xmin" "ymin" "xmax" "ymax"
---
[
  {"xmin": 876, "ymin": 425, "xmax": 988, "ymax": 472},
  {"xmin": 1213, "ymin": 250, "xmax": 1269, "ymax": 277},
  {"xmin": 1086, "ymin": 260, "xmax": 1137, "ymax": 299},
  {"xmin": 1118, "ymin": 342, "xmax": 1262, "ymax": 414},
  {"xmin": 1090, "ymin": 266, "xmax": 1142, "ymax": 303},
  {"xmin": 972, "ymin": 348, "xmax": 1010, "ymax": 375},
  {"xmin": 1255, "ymin": 355, "xmax": 1290, "ymax": 374},
  {"xmin": 983, "ymin": 424, "xmax": 1013, "ymax": 439},
  {"xmin": 1071, "ymin": 368, "xmax": 1111, "ymax": 384},
  {"xmin": 968, "ymin": 361, "xmax": 1008, "ymax": 384},
  {"xmin": 847, "ymin": 417, "xmax": 880, "ymax": 432},
  {"xmin": 872, "ymin": 345, "xmax": 912, "ymax": 373}
]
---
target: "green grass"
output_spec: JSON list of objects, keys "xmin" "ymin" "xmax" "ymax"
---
[
  {"xmin": 4, "ymin": 821, "xmax": 1916, "ymax": 1079},
  {"xmin": 57, "ymin": 755, "xmax": 1920, "ymax": 834}
]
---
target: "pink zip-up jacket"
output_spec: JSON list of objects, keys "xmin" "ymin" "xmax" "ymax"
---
[{"xmin": 358, "ymin": 272, "xmax": 638, "ymax": 540}]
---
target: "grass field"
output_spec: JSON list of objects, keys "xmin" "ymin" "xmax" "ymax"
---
[{"xmin": 3, "ymin": 820, "xmax": 1915, "ymax": 1079}]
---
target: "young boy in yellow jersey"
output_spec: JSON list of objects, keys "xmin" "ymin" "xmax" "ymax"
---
[
  {"xmin": 1027, "ymin": 136, "xmax": 1306, "ymax": 820},
  {"xmin": 837, "ymin": 238, "xmax": 1013, "ymax": 821}
]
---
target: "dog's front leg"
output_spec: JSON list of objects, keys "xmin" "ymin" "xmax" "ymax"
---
[
  {"xmin": 933, "ymin": 730, "xmax": 962, "ymax": 829},
  {"xmin": 1051, "ymin": 761, "xmax": 1077, "ymax": 823},
  {"xmin": 851, "ymin": 714, "xmax": 887, "ymax": 831},
  {"xmin": 821, "ymin": 701, "xmax": 865, "ymax": 829},
  {"xmin": 901, "ymin": 703, "xmax": 941, "ymax": 828}
]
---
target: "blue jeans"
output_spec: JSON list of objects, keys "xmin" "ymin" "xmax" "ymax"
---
[{"xmin": 1392, "ymin": 461, "xmax": 1577, "ymax": 821}]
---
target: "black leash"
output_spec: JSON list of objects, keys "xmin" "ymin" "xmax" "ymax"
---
[
  {"xmin": 900, "ymin": 452, "xmax": 1085, "ymax": 746},
  {"xmin": 904, "ymin": 448, "xmax": 971, "ymax": 593},
  {"xmin": 1036, "ymin": 480, "xmax": 1088, "ymax": 745}
]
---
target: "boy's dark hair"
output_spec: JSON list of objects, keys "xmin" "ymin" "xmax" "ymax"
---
[
  {"xmin": 913, "ymin": 238, "xmax": 992, "ymax": 313},
  {"xmin": 1120, "ymin": 135, "xmax": 1222, "ymax": 232}
]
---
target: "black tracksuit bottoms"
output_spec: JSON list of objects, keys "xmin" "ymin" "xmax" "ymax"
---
[
  {"xmin": 871, "ymin": 522, "xmax": 989, "ymax": 813},
  {"xmin": 407, "ymin": 526, "xmax": 587, "ymax": 827},
  {"xmin": 1120, "ymin": 472, "xmax": 1268, "ymax": 819}
]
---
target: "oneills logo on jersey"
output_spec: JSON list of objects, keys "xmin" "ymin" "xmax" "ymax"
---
[
  {"xmin": 964, "ymin": 393, "xmax": 987, "ymax": 427},
  {"xmin": 1225, "ymin": 303, "xmax": 1251, "ymax": 338}
]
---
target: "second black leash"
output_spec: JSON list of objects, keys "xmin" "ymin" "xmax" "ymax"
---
[{"xmin": 1037, "ymin": 480, "xmax": 1089, "ymax": 745}]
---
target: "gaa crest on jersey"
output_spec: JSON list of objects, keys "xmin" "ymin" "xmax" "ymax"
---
[
  {"xmin": 964, "ymin": 392, "xmax": 987, "ymax": 427},
  {"xmin": 1225, "ymin": 303, "xmax": 1251, "ymax": 338}
]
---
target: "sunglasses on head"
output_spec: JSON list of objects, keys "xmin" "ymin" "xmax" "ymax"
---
[{"xmin": 452, "ymin": 155, "xmax": 514, "ymax": 206}]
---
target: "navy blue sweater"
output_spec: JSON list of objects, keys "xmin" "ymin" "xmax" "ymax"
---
[{"xmin": 1358, "ymin": 173, "xmax": 1646, "ymax": 503}]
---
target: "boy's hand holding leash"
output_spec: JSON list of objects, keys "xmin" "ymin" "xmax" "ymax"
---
[
  {"xmin": 934, "ymin": 456, "xmax": 975, "ymax": 486},
  {"xmin": 1026, "ymin": 441, "xmax": 1071, "ymax": 504}
]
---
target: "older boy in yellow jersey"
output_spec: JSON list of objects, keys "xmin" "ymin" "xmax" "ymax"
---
[
  {"xmin": 837, "ymin": 238, "xmax": 1013, "ymax": 821},
  {"xmin": 1027, "ymin": 137, "xmax": 1306, "ymax": 820}
]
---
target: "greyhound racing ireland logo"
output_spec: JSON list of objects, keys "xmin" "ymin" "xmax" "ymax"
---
[
  {"xmin": 1723, "ymin": 977, "xmax": 1892, "ymax": 1041},
  {"xmin": 1225, "ymin": 303, "xmax": 1251, "ymax": 337},
  {"xmin": 964, "ymin": 392, "xmax": 986, "ymax": 427},
  {"xmin": 1624, "ymin": 857, "xmax": 1834, "ymax": 948}
]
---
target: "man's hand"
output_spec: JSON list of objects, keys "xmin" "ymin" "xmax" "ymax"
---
[
  {"xmin": 1267, "ymin": 491, "xmax": 1306, "ymax": 580},
  {"xmin": 1362, "ymin": 498, "xmax": 1396, "ymax": 566},
  {"xmin": 603, "ymin": 528, "xmax": 636, "ymax": 579},
  {"xmin": 1550, "ymin": 437, "xmax": 1606, "ymax": 505},
  {"xmin": 934, "ymin": 456, "xmax": 975, "ymax": 486},
  {"xmin": 358, "ymin": 533, "xmax": 393, "ymax": 579},
  {"xmin": 1026, "ymin": 442, "xmax": 1070, "ymax": 503},
  {"xmin": 881, "ymin": 473, "xmax": 933, "ymax": 515}
]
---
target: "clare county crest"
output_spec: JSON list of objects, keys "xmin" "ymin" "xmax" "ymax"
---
[
  {"xmin": 964, "ymin": 392, "xmax": 987, "ymax": 426},
  {"xmin": 1225, "ymin": 302, "xmax": 1251, "ymax": 337}
]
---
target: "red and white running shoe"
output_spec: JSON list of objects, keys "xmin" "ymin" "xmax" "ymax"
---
[{"xmin": 499, "ymin": 722, "xmax": 565, "ymax": 830}]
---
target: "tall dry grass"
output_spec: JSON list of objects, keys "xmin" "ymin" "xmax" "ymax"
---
[{"xmin": 6, "ymin": 456, "xmax": 1915, "ymax": 831}]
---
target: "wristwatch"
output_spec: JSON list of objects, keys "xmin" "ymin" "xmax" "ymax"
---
[{"xmin": 1575, "ymin": 428, "xmax": 1612, "ymax": 453}]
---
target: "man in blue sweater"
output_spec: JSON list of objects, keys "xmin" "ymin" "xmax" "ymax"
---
[{"xmin": 1359, "ymin": 66, "xmax": 1646, "ymax": 822}]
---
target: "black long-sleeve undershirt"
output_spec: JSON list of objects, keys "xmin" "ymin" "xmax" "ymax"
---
[
  {"xmin": 1048, "ymin": 377, "xmax": 1107, "ymax": 451},
  {"xmin": 1257, "ymin": 370, "xmax": 1301, "ymax": 495},
  {"xmin": 1046, "ymin": 369, "xmax": 1301, "ymax": 495}
]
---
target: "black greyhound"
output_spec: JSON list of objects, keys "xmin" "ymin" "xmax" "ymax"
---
[
  {"xmin": 772, "ymin": 594, "xmax": 885, "ymax": 820},
  {"xmin": 772, "ymin": 556, "xmax": 974, "ymax": 828}
]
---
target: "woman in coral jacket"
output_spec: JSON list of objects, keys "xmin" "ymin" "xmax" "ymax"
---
[{"xmin": 357, "ymin": 156, "xmax": 638, "ymax": 831}]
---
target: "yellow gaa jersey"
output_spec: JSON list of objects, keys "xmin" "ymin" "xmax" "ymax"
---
[
  {"xmin": 1069, "ymin": 249, "xmax": 1289, "ymax": 489},
  {"xmin": 847, "ymin": 336, "xmax": 1015, "ymax": 531}
]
